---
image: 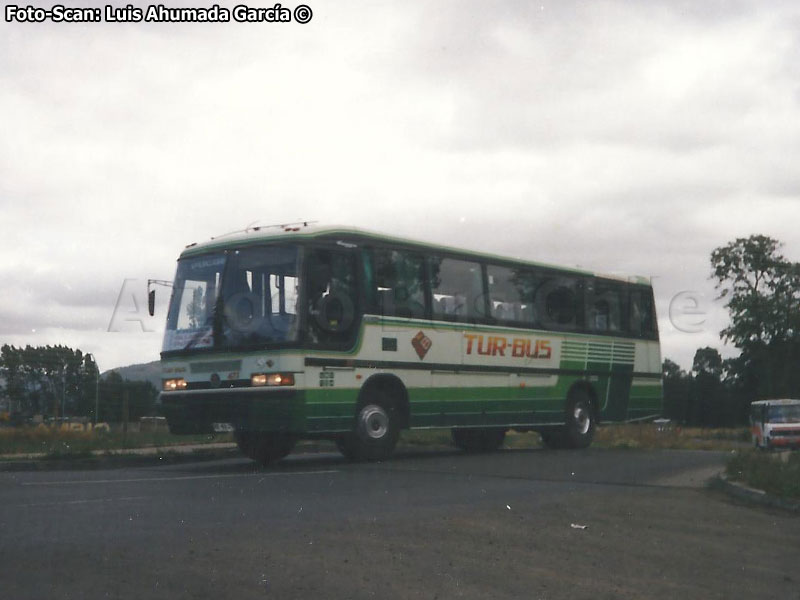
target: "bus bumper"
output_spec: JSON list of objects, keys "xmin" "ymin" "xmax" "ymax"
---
[
  {"xmin": 767, "ymin": 436, "xmax": 800, "ymax": 449},
  {"xmin": 160, "ymin": 389, "xmax": 305, "ymax": 434}
]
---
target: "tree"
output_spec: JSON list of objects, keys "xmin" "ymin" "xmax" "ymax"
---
[
  {"xmin": 722, "ymin": 354, "xmax": 759, "ymax": 426},
  {"xmin": 711, "ymin": 235, "xmax": 800, "ymax": 398},
  {"xmin": 711, "ymin": 235, "xmax": 787, "ymax": 346},
  {"xmin": 691, "ymin": 347, "xmax": 726, "ymax": 427},
  {"xmin": 692, "ymin": 347, "xmax": 723, "ymax": 379},
  {"xmin": 0, "ymin": 345, "xmax": 100, "ymax": 419},
  {"xmin": 0, "ymin": 345, "xmax": 159, "ymax": 423},
  {"xmin": 662, "ymin": 359, "xmax": 692, "ymax": 424},
  {"xmin": 97, "ymin": 371, "xmax": 157, "ymax": 422}
]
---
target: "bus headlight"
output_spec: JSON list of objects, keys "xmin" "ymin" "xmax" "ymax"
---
[
  {"xmin": 163, "ymin": 378, "xmax": 188, "ymax": 391},
  {"xmin": 251, "ymin": 373, "xmax": 295, "ymax": 387}
]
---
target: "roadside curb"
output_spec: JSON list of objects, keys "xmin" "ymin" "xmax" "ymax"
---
[
  {"xmin": 0, "ymin": 439, "xmax": 349, "ymax": 472},
  {"xmin": 0, "ymin": 446, "xmax": 241, "ymax": 472},
  {"xmin": 710, "ymin": 474, "xmax": 800, "ymax": 513}
]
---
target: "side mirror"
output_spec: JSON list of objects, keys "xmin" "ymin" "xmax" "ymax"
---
[{"xmin": 148, "ymin": 289, "xmax": 156, "ymax": 317}]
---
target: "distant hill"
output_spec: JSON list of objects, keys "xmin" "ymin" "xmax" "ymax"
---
[{"xmin": 103, "ymin": 360, "xmax": 161, "ymax": 390}]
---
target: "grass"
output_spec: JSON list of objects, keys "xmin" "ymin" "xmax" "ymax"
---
[
  {"xmin": 0, "ymin": 426, "xmax": 233, "ymax": 459},
  {"xmin": 399, "ymin": 429, "xmax": 454, "ymax": 448},
  {"xmin": 592, "ymin": 424, "xmax": 750, "ymax": 451},
  {"xmin": 401, "ymin": 424, "xmax": 750, "ymax": 452},
  {"xmin": 1, "ymin": 422, "xmax": 753, "ymax": 460},
  {"xmin": 726, "ymin": 450, "xmax": 800, "ymax": 500}
]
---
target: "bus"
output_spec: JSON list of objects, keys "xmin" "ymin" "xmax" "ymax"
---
[
  {"xmin": 750, "ymin": 399, "xmax": 800, "ymax": 450},
  {"xmin": 155, "ymin": 223, "xmax": 662, "ymax": 463}
]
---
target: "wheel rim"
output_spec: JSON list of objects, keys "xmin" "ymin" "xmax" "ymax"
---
[
  {"xmin": 573, "ymin": 403, "xmax": 591, "ymax": 435},
  {"xmin": 359, "ymin": 404, "xmax": 389, "ymax": 440}
]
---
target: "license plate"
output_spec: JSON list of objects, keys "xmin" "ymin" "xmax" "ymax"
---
[{"xmin": 212, "ymin": 422, "xmax": 234, "ymax": 433}]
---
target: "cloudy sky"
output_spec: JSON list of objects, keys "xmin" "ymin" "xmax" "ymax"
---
[{"xmin": 2, "ymin": 0, "xmax": 800, "ymax": 372}]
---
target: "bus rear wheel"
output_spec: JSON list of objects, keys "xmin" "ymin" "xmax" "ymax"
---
[
  {"xmin": 235, "ymin": 431, "xmax": 296, "ymax": 465},
  {"xmin": 451, "ymin": 428, "xmax": 506, "ymax": 452},
  {"xmin": 540, "ymin": 391, "xmax": 596, "ymax": 450},
  {"xmin": 563, "ymin": 392, "xmax": 596, "ymax": 449},
  {"xmin": 338, "ymin": 393, "xmax": 400, "ymax": 461}
]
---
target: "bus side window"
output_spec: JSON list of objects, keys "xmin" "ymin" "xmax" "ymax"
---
[
  {"xmin": 487, "ymin": 264, "xmax": 532, "ymax": 325},
  {"xmin": 305, "ymin": 247, "xmax": 359, "ymax": 344},
  {"xmin": 586, "ymin": 279, "xmax": 623, "ymax": 333},
  {"xmin": 429, "ymin": 257, "xmax": 486, "ymax": 322},
  {"xmin": 629, "ymin": 287, "xmax": 656, "ymax": 338},
  {"xmin": 370, "ymin": 248, "xmax": 426, "ymax": 318},
  {"xmin": 535, "ymin": 276, "xmax": 580, "ymax": 331}
]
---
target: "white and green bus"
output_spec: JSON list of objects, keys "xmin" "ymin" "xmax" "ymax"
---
[{"xmin": 156, "ymin": 224, "xmax": 662, "ymax": 463}]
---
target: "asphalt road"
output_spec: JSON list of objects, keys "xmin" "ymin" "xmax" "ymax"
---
[{"xmin": 1, "ymin": 447, "xmax": 798, "ymax": 600}]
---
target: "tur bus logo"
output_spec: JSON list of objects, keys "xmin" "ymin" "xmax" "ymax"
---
[{"xmin": 412, "ymin": 331, "xmax": 432, "ymax": 360}]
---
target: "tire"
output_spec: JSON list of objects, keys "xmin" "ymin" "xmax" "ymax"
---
[
  {"xmin": 234, "ymin": 430, "xmax": 257, "ymax": 459},
  {"xmin": 339, "ymin": 391, "xmax": 400, "ymax": 461},
  {"xmin": 562, "ymin": 391, "xmax": 596, "ymax": 449},
  {"xmin": 451, "ymin": 428, "xmax": 506, "ymax": 452},
  {"xmin": 235, "ymin": 431, "xmax": 295, "ymax": 465}
]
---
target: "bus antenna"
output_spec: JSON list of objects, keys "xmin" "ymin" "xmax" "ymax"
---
[{"xmin": 209, "ymin": 220, "xmax": 317, "ymax": 240}]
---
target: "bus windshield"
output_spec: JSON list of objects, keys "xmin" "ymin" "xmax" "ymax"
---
[
  {"xmin": 163, "ymin": 246, "xmax": 302, "ymax": 352},
  {"xmin": 767, "ymin": 404, "xmax": 800, "ymax": 423}
]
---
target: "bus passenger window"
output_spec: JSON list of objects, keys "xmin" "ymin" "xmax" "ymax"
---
[
  {"xmin": 591, "ymin": 300, "xmax": 610, "ymax": 331},
  {"xmin": 370, "ymin": 248, "xmax": 426, "ymax": 318},
  {"xmin": 538, "ymin": 278, "xmax": 579, "ymax": 329},
  {"xmin": 629, "ymin": 288, "xmax": 656, "ymax": 338},
  {"xmin": 429, "ymin": 257, "xmax": 485, "ymax": 321},
  {"xmin": 487, "ymin": 265, "xmax": 537, "ymax": 325},
  {"xmin": 306, "ymin": 248, "xmax": 359, "ymax": 344},
  {"xmin": 586, "ymin": 280, "xmax": 622, "ymax": 333}
]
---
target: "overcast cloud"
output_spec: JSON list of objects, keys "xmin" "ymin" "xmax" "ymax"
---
[{"xmin": 2, "ymin": 0, "xmax": 800, "ymax": 371}]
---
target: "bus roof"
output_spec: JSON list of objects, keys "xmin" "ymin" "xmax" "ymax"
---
[
  {"xmin": 179, "ymin": 222, "xmax": 652, "ymax": 285},
  {"xmin": 751, "ymin": 399, "xmax": 800, "ymax": 406}
]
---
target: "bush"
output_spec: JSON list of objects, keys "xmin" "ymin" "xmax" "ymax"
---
[
  {"xmin": 726, "ymin": 450, "xmax": 800, "ymax": 499},
  {"xmin": 0, "ymin": 426, "xmax": 228, "ymax": 458},
  {"xmin": 593, "ymin": 424, "xmax": 749, "ymax": 451}
]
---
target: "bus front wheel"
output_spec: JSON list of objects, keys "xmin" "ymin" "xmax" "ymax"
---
[{"xmin": 338, "ymin": 393, "xmax": 400, "ymax": 461}]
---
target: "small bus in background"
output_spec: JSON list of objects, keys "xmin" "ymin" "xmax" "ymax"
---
[
  {"xmin": 750, "ymin": 399, "xmax": 800, "ymax": 450},
  {"xmin": 154, "ymin": 223, "xmax": 662, "ymax": 464}
]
